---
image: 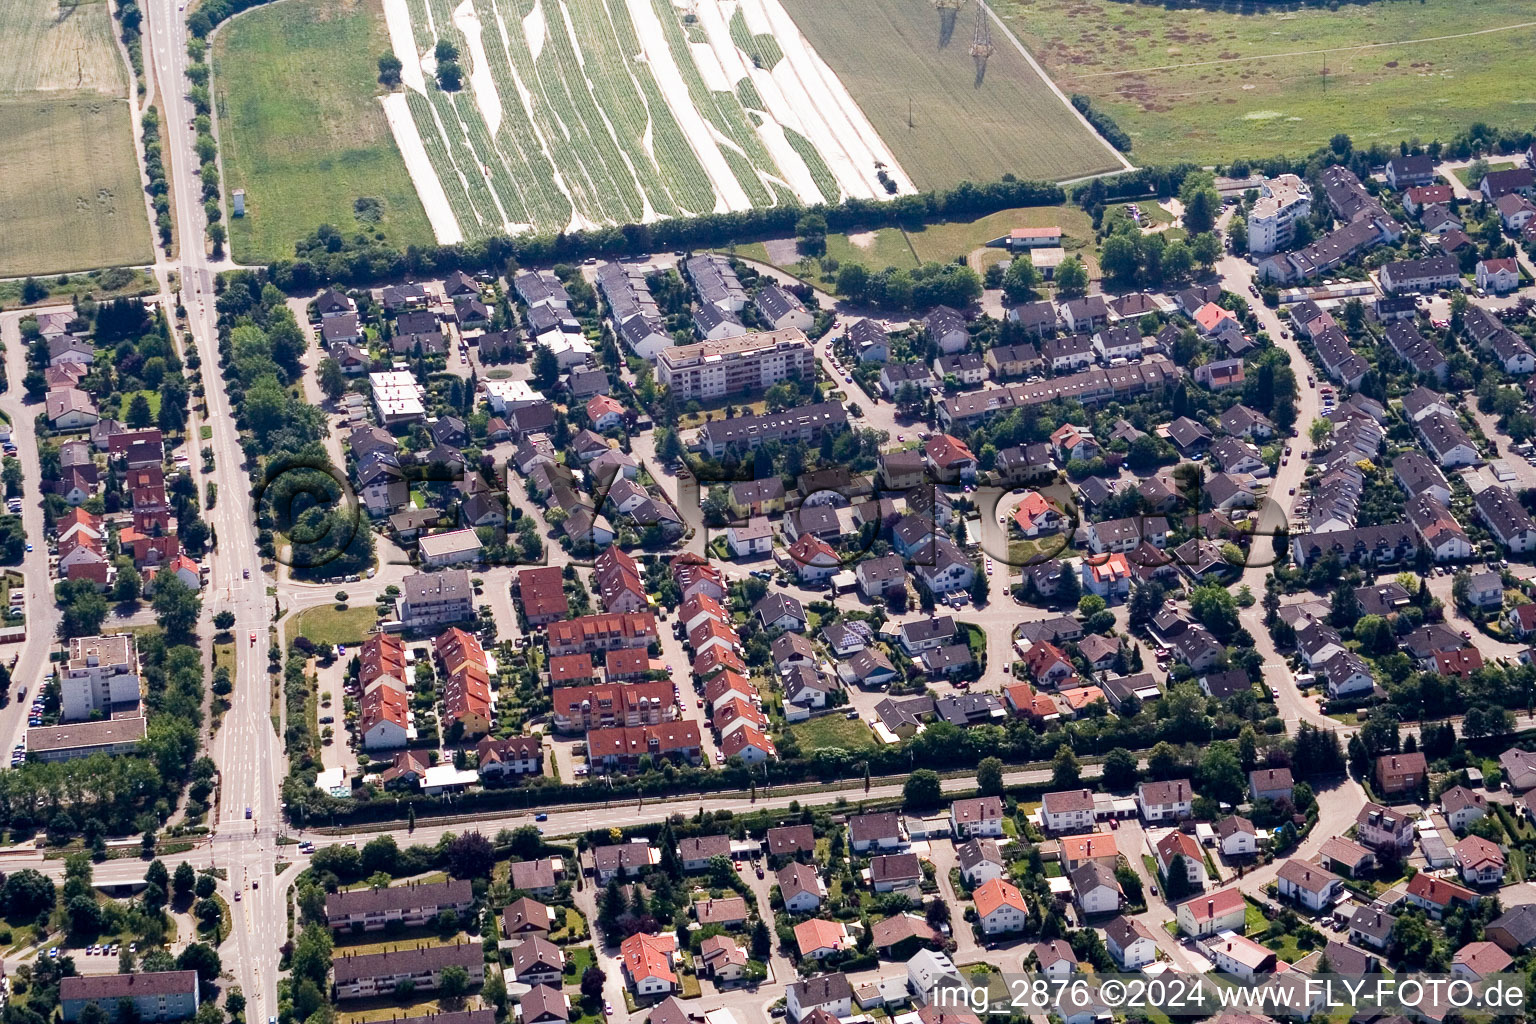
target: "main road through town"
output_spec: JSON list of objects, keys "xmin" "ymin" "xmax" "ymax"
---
[{"xmin": 139, "ymin": 0, "xmax": 285, "ymax": 1016}]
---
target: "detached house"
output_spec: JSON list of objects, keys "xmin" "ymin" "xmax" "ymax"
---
[
  {"xmin": 949, "ymin": 796, "xmax": 1005, "ymax": 838},
  {"xmin": 1276, "ymin": 859, "xmax": 1342, "ymax": 911},
  {"xmin": 1375, "ymin": 752, "xmax": 1427, "ymax": 797},
  {"xmin": 1136, "ymin": 779, "xmax": 1194, "ymax": 822}
]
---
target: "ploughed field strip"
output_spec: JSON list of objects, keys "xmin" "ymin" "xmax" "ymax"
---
[{"xmin": 383, "ymin": 0, "xmax": 913, "ymax": 240}]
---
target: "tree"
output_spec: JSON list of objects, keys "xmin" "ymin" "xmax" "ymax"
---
[
  {"xmin": 435, "ymin": 61, "xmax": 462, "ymax": 91},
  {"xmin": 751, "ymin": 920, "xmax": 771, "ymax": 959},
  {"xmin": 1002, "ymin": 255, "xmax": 1040, "ymax": 304},
  {"xmin": 1179, "ymin": 171, "xmax": 1221, "ymax": 235},
  {"xmin": 1162, "ymin": 239, "xmax": 1194, "ymax": 282},
  {"xmin": 377, "ymin": 53, "xmax": 403, "ymax": 86},
  {"xmin": 976, "ymin": 756, "xmax": 1005, "ymax": 797},
  {"xmin": 444, "ymin": 831, "xmax": 495, "ymax": 879},
  {"xmin": 438, "ymin": 965, "xmax": 469, "ymax": 1000},
  {"xmin": 317, "ymin": 358, "xmax": 346, "ymax": 401},
  {"xmin": 176, "ymin": 943, "xmax": 222, "ymax": 987},
  {"xmin": 21, "ymin": 278, "xmax": 47, "ymax": 304},
  {"xmin": 1164, "ymin": 855, "xmax": 1194, "ymax": 899},
  {"xmin": 1054, "ymin": 257, "xmax": 1088, "ymax": 297},
  {"xmin": 1198, "ymin": 744, "xmax": 1245, "ymax": 805},
  {"xmin": 1114, "ymin": 863, "xmax": 1144, "ymax": 906},
  {"xmin": 290, "ymin": 923, "xmax": 333, "ymax": 989},
  {"xmin": 1128, "ymin": 580, "xmax": 1165, "ymax": 627},
  {"xmin": 213, "ymin": 610, "xmax": 235, "ymax": 631},
  {"xmin": 194, "ymin": 873, "xmax": 216, "ymax": 899},
  {"xmin": 836, "ymin": 263, "xmax": 869, "ymax": 300},
  {"xmin": 172, "ymin": 862, "xmax": 195, "ymax": 899},
  {"xmin": 152, "ymin": 575, "xmax": 202, "ymax": 637},
  {"xmin": 194, "ymin": 897, "xmax": 220, "ymax": 928},
  {"xmin": 531, "ymin": 346, "xmax": 560, "ymax": 391},
  {"xmin": 58, "ymin": 579, "xmax": 110, "ymax": 638},
  {"xmin": 1052, "ymin": 744, "xmax": 1080, "ymax": 788},
  {"xmin": 126, "ymin": 393, "xmax": 154, "ymax": 429},
  {"xmin": 903, "ymin": 769, "xmax": 943, "ymax": 810},
  {"xmin": 3, "ymin": 869, "xmax": 55, "ymax": 916},
  {"xmin": 1099, "ymin": 234, "xmax": 1140, "ymax": 283},
  {"xmin": 111, "ymin": 567, "xmax": 142, "ymax": 604},
  {"xmin": 1103, "ymin": 747, "xmax": 1138, "ymax": 791},
  {"xmin": 795, "ymin": 212, "xmax": 828, "ymax": 258},
  {"xmin": 580, "ymin": 965, "xmax": 606, "ymax": 1001},
  {"xmin": 1148, "ymin": 741, "xmax": 1181, "ymax": 779}
]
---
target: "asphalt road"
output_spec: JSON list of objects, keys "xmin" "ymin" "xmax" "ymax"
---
[{"xmin": 137, "ymin": 0, "xmax": 285, "ymax": 1012}]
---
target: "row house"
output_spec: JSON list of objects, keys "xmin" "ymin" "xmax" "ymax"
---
[
  {"xmin": 331, "ymin": 943, "xmax": 485, "ymax": 1000},
  {"xmin": 325, "ymin": 880, "xmax": 474, "ymax": 932}
]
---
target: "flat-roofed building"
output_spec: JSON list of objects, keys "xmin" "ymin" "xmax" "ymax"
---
[
  {"xmin": 61, "ymin": 633, "xmax": 140, "ymax": 721},
  {"xmin": 27, "ymin": 717, "xmax": 147, "ymax": 762}
]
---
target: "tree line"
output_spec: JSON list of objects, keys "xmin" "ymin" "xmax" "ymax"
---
[{"xmin": 260, "ymin": 177, "xmax": 1063, "ymax": 291}]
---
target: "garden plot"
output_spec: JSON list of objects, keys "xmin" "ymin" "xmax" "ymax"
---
[{"xmin": 380, "ymin": 0, "xmax": 915, "ymax": 241}]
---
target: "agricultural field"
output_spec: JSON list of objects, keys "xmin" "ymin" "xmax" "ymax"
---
[
  {"xmin": 1001, "ymin": 0, "xmax": 1536, "ymax": 166},
  {"xmin": 0, "ymin": 0, "xmax": 152, "ymax": 276},
  {"xmin": 213, "ymin": 0, "xmax": 435, "ymax": 262},
  {"xmin": 378, "ymin": 0, "xmax": 916, "ymax": 241},
  {"xmin": 778, "ymin": 0, "xmax": 1125, "ymax": 188}
]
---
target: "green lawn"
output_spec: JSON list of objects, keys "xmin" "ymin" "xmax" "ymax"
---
[
  {"xmin": 116, "ymin": 389, "xmax": 161, "ymax": 421},
  {"xmin": 1009, "ymin": 535, "xmax": 1071, "ymax": 568},
  {"xmin": 1243, "ymin": 897, "xmax": 1267, "ymax": 934},
  {"xmin": 288, "ymin": 604, "xmax": 378, "ymax": 647},
  {"xmin": 778, "ymin": 0, "xmax": 1121, "ymax": 185},
  {"xmin": 730, "ymin": 203, "xmax": 1100, "ymax": 291},
  {"xmin": 1001, "ymin": 0, "xmax": 1536, "ymax": 166},
  {"xmin": 790, "ymin": 714, "xmax": 875, "ymax": 752},
  {"xmin": 341, "ymin": 1000, "xmax": 469, "ymax": 1024},
  {"xmin": 1452, "ymin": 161, "xmax": 1518, "ymax": 190},
  {"xmin": 212, "ymin": 0, "xmax": 432, "ymax": 262}
]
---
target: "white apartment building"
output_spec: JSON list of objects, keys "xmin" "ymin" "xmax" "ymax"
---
[
  {"xmin": 655, "ymin": 329, "xmax": 813, "ymax": 401},
  {"xmin": 1247, "ymin": 174, "xmax": 1313, "ymax": 254},
  {"xmin": 370, "ymin": 370, "xmax": 426, "ymax": 425},
  {"xmin": 61, "ymin": 634, "xmax": 141, "ymax": 722}
]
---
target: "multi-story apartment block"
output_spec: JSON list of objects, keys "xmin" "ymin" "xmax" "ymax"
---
[
  {"xmin": 656, "ymin": 329, "xmax": 813, "ymax": 400},
  {"xmin": 61, "ymin": 972, "xmax": 200, "ymax": 1023},
  {"xmin": 61, "ymin": 634, "xmax": 140, "ymax": 722},
  {"xmin": 551, "ymin": 681, "xmax": 676, "ymax": 733},
  {"xmin": 395, "ymin": 570, "xmax": 475, "ymax": 630},
  {"xmin": 1247, "ymin": 174, "xmax": 1312, "ymax": 254}
]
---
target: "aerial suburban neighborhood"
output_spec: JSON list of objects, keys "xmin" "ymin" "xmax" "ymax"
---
[{"xmin": 14, "ymin": 2, "xmax": 1536, "ymax": 1024}]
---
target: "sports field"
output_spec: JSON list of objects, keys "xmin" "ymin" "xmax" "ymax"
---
[
  {"xmin": 376, "ymin": 0, "xmax": 916, "ymax": 241},
  {"xmin": 213, "ymin": 0, "xmax": 435, "ymax": 262},
  {"xmin": 0, "ymin": 0, "xmax": 152, "ymax": 276},
  {"xmin": 1001, "ymin": 0, "xmax": 1536, "ymax": 166},
  {"xmin": 778, "ymin": 0, "xmax": 1125, "ymax": 187}
]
